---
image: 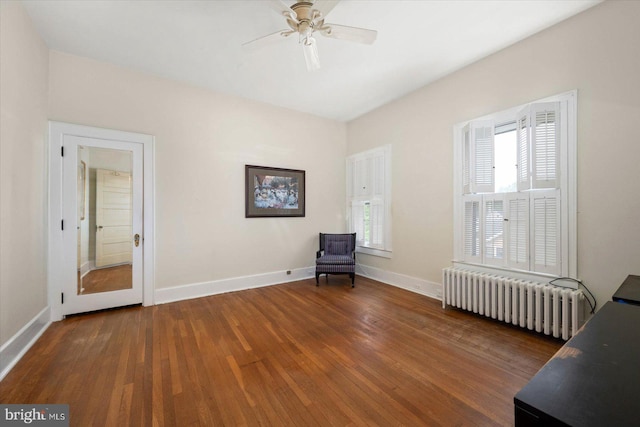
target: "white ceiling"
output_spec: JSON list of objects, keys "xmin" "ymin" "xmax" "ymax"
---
[{"xmin": 22, "ymin": 0, "xmax": 600, "ymax": 122}]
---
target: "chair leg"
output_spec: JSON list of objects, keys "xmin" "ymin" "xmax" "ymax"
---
[
  {"xmin": 315, "ymin": 273, "xmax": 319, "ymax": 286},
  {"xmin": 350, "ymin": 273, "xmax": 355, "ymax": 287}
]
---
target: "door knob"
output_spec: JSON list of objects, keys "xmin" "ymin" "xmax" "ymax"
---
[{"xmin": 134, "ymin": 234, "xmax": 140, "ymax": 247}]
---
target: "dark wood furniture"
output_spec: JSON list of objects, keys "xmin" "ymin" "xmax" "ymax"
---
[
  {"xmin": 514, "ymin": 301, "xmax": 640, "ymax": 426},
  {"xmin": 612, "ymin": 274, "xmax": 640, "ymax": 306}
]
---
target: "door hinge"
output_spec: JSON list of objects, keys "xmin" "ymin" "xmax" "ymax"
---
[
  {"xmin": 61, "ymin": 146, "xmax": 64, "ymax": 157},
  {"xmin": 61, "ymin": 292, "xmax": 64, "ymax": 304},
  {"xmin": 61, "ymin": 220, "xmax": 64, "ymax": 230}
]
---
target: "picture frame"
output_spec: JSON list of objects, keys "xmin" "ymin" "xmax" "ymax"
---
[{"xmin": 245, "ymin": 165, "xmax": 305, "ymax": 218}]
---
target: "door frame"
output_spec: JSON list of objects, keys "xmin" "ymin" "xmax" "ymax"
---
[{"xmin": 48, "ymin": 121, "xmax": 155, "ymax": 321}]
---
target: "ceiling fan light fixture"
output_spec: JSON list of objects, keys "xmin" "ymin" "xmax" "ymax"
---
[
  {"xmin": 302, "ymin": 36, "xmax": 320, "ymax": 71},
  {"xmin": 245, "ymin": 0, "xmax": 378, "ymax": 71}
]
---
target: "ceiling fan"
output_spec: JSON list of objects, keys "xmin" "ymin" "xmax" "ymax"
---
[{"xmin": 243, "ymin": 0, "xmax": 378, "ymax": 71}]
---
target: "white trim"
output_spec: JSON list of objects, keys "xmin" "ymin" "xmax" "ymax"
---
[
  {"xmin": 0, "ymin": 307, "xmax": 51, "ymax": 381},
  {"xmin": 356, "ymin": 246, "xmax": 392, "ymax": 259},
  {"xmin": 356, "ymin": 264, "xmax": 442, "ymax": 301},
  {"xmin": 142, "ymin": 135, "xmax": 156, "ymax": 307},
  {"xmin": 48, "ymin": 122, "xmax": 155, "ymax": 320},
  {"xmin": 453, "ymin": 125, "xmax": 463, "ymax": 262},
  {"xmin": 80, "ymin": 260, "xmax": 94, "ymax": 278},
  {"xmin": 155, "ymin": 267, "xmax": 315, "ymax": 305},
  {"xmin": 565, "ymin": 92, "xmax": 578, "ymax": 279},
  {"xmin": 134, "ymin": 265, "xmax": 442, "ymax": 305}
]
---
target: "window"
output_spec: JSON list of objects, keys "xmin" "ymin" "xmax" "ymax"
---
[
  {"xmin": 347, "ymin": 145, "xmax": 392, "ymax": 258},
  {"xmin": 454, "ymin": 91, "xmax": 576, "ymax": 279},
  {"xmin": 494, "ymin": 123, "xmax": 517, "ymax": 193}
]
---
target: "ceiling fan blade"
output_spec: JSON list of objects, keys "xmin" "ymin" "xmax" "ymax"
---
[
  {"xmin": 270, "ymin": 0, "xmax": 298, "ymax": 22},
  {"xmin": 302, "ymin": 37, "xmax": 321, "ymax": 71},
  {"xmin": 242, "ymin": 30, "xmax": 294, "ymax": 51},
  {"xmin": 320, "ymin": 23, "xmax": 377, "ymax": 44},
  {"xmin": 312, "ymin": 0, "xmax": 340, "ymax": 20}
]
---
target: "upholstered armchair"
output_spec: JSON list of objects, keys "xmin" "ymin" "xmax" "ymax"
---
[{"xmin": 315, "ymin": 233, "xmax": 356, "ymax": 287}]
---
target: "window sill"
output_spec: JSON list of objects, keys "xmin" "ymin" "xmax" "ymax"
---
[{"xmin": 356, "ymin": 246, "xmax": 392, "ymax": 259}]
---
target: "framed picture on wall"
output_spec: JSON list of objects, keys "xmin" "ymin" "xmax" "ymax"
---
[{"xmin": 245, "ymin": 165, "xmax": 305, "ymax": 218}]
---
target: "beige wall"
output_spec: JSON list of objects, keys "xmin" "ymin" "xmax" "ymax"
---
[
  {"xmin": 347, "ymin": 0, "xmax": 640, "ymax": 309},
  {"xmin": 48, "ymin": 51, "xmax": 347, "ymax": 290},
  {"xmin": 0, "ymin": 1, "xmax": 49, "ymax": 346}
]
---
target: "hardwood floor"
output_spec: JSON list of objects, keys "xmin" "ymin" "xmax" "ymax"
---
[
  {"xmin": 79, "ymin": 264, "xmax": 132, "ymax": 294},
  {"xmin": 0, "ymin": 276, "xmax": 562, "ymax": 426}
]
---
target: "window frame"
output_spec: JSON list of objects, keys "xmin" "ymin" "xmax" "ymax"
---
[
  {"xmin": 346, "ymin": 145, "xmax": 392, "ymax": 258},
  {"xmin": 452, "ymin": 91, "xmax": 577, "ymax": 282}
]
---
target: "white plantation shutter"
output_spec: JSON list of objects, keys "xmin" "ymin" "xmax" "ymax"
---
[
  {"xmin": 531, "ymin": 102, "xmax": 560, "ymax": 189},
  {"xmin": 483, "ymin": 195, "xmax": 505, "ymax": 266},
  {"xmin": 369, "ymin": 152, "xmax": 385, "ymax": 249},
  {"xmin": 517, "ymin": 102, "xmax": 561, "ymax": 191},
  {"xmin": 531, "ymin": 189, "xmax": 561, "ymax": 275},
  {"xmin": 369, "ymin": 200, "xmax": 384, "ymax": 248},
  {"xmin": 462, "ymin": 122, "xmax": 494, "ymax": 194},
  {"xmin": 506, "ymin": 193, "xmax": 529, "ymax": 270},
  {"xmin": 371, "ymin": 150, "xmax": 385, "ymax": 198},
  {"xmin": 516, "ymin": 108, "xmax": 531, "ymax": 191},
  {"xmin": 353, "ymin": 156, "xmax": 370, "ymax": 198},
  {"xmin": 463, "ymin": 195, "xmax": 482, "ymax": 263},
  {"xmin": 347, "ymin": 145, "xmax": 391, "ymax": 253},
  {"xmin": 351, "ymin": 200, "xmax": 365, "ymax": 246},
  {"xmin": 463, "ymin": 125, "xmax": 471, "ymax": 193},
  {"xmin": 473, "ymin": 124, "xmax": 495, "ymax": 193},
  {"xmin": 455, "ymin": 92, "xmax": 575, "ymax": 279}
]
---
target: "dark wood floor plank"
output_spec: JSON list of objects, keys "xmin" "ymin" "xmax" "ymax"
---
[{"xmin": 0, "ymin": 276, "xmax": 562, "ymax": 426}]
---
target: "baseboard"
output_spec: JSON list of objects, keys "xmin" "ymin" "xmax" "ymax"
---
[
  {"xmin": 0, "ymin": 306, "xmax": 51, "ymax": 382},
  {"xmin": 356, "ymin": 264, "xmax": 443, "ymax": 301},
  {"xmin": 80, "ymin": 260, "xmax": 95, "ymax": 278},
  {"xmin": 155, "ymin": 265, "xmax": 443, "ymax": 305},
  {"xmin": 155, "ymin": 266, "xmax": 315, "ymax": 305}
]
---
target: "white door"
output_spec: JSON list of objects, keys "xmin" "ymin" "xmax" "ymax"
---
[
  {"xmin": 62, "ymin": 135, "xmax": 143, "ymax": 315},
  {"xmin": 95, "ymin": 169, "xmax": 133, "ymax": 267}
]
